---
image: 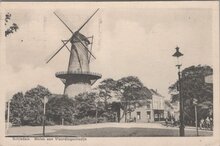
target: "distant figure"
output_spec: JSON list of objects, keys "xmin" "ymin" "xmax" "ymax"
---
[
  {"xmin": 200, "ymin": 118, "xmax": 204, "ymax": 129},
  {"xmin": 165, "ymin": 117, "xmax": 168, "ymax": 127},
  {"xmin": 205, "ymin": 117, "xmax": 210, "ymax": 129},
  {"xmin": 210, "ymin": 117, "xmax": 213, "ymax": 131},
  {"xmin": 173, "ymin": 117, "xmax": 176, "ymax": 126},
  {"xmin": 171, "ymin": 118, "xmax": 174, "ymax": 127},
  {"xmin": 134, "ymin": 117, "xmax": 136, "ymax": 123}
]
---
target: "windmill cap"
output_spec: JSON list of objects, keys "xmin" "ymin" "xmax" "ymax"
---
[{"xmin": 71, "ymin": 32, "xmax": 90, "ymax": 44}]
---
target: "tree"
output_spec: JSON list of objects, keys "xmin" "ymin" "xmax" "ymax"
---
[
  {"xmin": 46, "ymin": 95, "xmax": 75, "ymax": 125},
  {"xmin": 74, "ymin": 92, "xmax": 100, "ymax": 118},
  {"xmin": 95, "ymin": 76, "xmax": 152, "ymax": 122},
  {"xmin": 96, "ymin": 78, "xmax": 118, "ymax": 120},
  {"xmin": 25, "ymin": 85, "xmax": 51, "ymax": 100},
  {"xmin": 9, "ymin": 85, "xmax": 51, "ymax": 126},
  {"xmin": 9, "ymin": 92, "xmax": 24, "ymax": 125},
  {"xmin": 5, "ymin": 12, "xmax": 19, "ymax": 37},
  {"xmin": 117, "ymin": 76, "xmax": 152, "ymax": 122},
  {"xmin": 169, "ymin": 65, "xmax": 213, "ymax": 125},
  {"xmin": 98, "ymin": 78, "xmax": 118, "ymax": 103}
]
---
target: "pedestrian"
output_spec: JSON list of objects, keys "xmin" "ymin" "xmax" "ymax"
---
[
  {"xmin": 210, "ymin": 117, "xmax": 213, "ymax": 131},
  {"xmin": 165, "ymin": 117, "xmax": 168, "ymax": 126},
  {"xmin": 171, "ymin": 118, "xmax": 174, "ymax": 127},
  {"xmin": 200, "ymin": 118, "xmax": 204, "ymax": 129},
  {"xmin": 173, "ymin": 118, "xmax": 176, "ymax": 126},
  {"xmin": 205, "ymin": 117, "xmax": 210, "ymax": 130}
]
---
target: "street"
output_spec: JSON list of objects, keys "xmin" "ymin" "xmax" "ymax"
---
[{"xmin": 6, "ymin": 122, "xmax": 213, "ymax": 137}]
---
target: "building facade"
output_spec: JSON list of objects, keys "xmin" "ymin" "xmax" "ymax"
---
[
  {"xmin": 151, "ymin": 89, "xmax": 165, "ymax": 121},
  {"xmin": 119, "ymin": 89, "xmax": 166, "ymax": 123}
]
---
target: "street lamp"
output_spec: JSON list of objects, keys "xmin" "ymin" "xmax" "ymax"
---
[{"xmin": 172, "ymin": 46, "xmax": 185, "ymax": 136}]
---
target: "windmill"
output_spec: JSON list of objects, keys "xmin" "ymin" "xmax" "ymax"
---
[{"xmin": 46, "ymin": 9, "xmax": 102, "ymax": 98}]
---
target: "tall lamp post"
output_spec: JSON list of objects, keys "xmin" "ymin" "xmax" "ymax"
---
[{"xmin": 172, "ymin": 46, "xmax": 185, "ymax": 136}]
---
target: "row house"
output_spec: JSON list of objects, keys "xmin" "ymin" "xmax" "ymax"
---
[{"xmin": 119, "ymin": 89, "xmax": 166, "ymax": 123}]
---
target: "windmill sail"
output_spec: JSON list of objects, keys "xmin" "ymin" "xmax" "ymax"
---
[{"xmin": 46, "ymin": 37, "xmax": 72, "ymax": 63}]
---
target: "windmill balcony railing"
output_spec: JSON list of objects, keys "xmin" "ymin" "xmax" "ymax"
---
[{"xmin": 56, "ymin": 71, "xmax": 102, "ymax": 77}]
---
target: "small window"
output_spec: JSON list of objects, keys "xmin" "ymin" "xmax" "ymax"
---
[
  {"xmin": 147, "ymin": 111, "xmax": 151, "ymax": 119},
  {"xmin": 137, "ymin": 112, "xmax": 141, "ymax": 119}
]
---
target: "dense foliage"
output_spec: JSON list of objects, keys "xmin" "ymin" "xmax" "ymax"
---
[
  {"xmin": 46, "ymin": 95, "xmax": 75, "ymax": 125},
  {"xmin": 169, "ymin": 65, "xmax": 213, "ymax": 125},
  {"xmin": 7, "ymin": 76, "xmax": 152, "ymax": 125},
  {"xmin": 5, "ymin": 13, "xmax": 19, "ymax": 37},
  {"xmin": 9, "ymin": 85, "xmax": 51, "ymax": 126}
]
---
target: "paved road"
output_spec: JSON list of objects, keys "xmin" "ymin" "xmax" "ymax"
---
[{"xmin": 6, "ymin": 122, "xmax": 213, "ymax": 137}]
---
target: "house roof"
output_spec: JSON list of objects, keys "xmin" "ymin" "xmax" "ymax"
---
[
  {"xmin": 150, "ymin": 89, "xmax": 164, "ymax": 98},
  {"xmin": 164, "ymin": 100, "xmax": 174, "ymax": 109}
]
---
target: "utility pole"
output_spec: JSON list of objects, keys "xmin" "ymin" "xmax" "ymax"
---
[
  {"xmin": 193, "ymin": 98, "xmax": 199, "ymax": 136},
  {"xmin": 95, "ymin": 102, "xmax": 98, "ymax": 124},
  {"xmin": 42, "ymin": 96, "xmax": 48, "ymax": 137},
  {"xmin": 62, "ymin": 118, "xmax": 64, "ymax": 126},
  {"xmin": 7, "ymin": 100, "xmax": 11, "ymax": 130}
]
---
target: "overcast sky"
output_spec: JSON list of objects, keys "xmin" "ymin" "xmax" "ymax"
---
[{"xmin": 2, "ymin": 3, "xmax": 215, "ymax": 100}]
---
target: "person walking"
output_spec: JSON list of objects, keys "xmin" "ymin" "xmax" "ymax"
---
[
  {"xmin": 210, "ymin": 117, "xmax": 213, "ymax": 131},
  {"xmin": 200, "ymin": 118, "xmax": 204, "ymax": 129},
  {"xmin": 171, "ymin": 118, "xmax": 174, "ymax": 127},
  {"xmin": 134, "ymin": 117, "xmax": 136, "ymax": 123},
  {"xmin": 205, "ymin": 117, "xmax": 210, "ymax": 130},
  {"xmin": 164, "ymin": 117, "xmax": 168, "ymax": 127}
]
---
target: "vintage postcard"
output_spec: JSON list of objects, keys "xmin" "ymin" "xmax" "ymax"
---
[{"xmin": 0, "ymin": 1, "xmax": 219, "ymax": 146}]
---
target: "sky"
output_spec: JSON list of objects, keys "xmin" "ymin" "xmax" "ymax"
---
[{"xmin": 2, "ymin": 3, "xmax": 215, "ymax": 100}]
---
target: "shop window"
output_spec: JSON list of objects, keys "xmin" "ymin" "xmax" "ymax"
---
[
  {"xmin": 147, "ymin": 111, "xmax": 151, "ymax": 119},
  {"xmin": 155, "ymin": 113, "xmax": 158, "ymax": 118},
  {"xmin": 137, "ymin": 112, "xmax": 141, "ymax": 119}
]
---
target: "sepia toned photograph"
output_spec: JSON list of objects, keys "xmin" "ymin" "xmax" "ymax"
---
[{"xmin": 0, "ymin": 2, "xmax": 219, "ymax": 145}]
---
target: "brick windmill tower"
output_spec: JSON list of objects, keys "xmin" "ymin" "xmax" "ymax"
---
[{"xmin": 46, "ymin": 9, "xmax": 102, "ymax": 98}]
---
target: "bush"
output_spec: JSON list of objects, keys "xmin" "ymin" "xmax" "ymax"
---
[
  {"xmin": 46, "ymin": 120, "xmax": 56, "ymax": 126},
  {"xmin": 72, "ymin": 117, "xmax": 97, "ymax": 125},
  {"xmin": 97, "ymin": 117, "xmax": 106, "ymax": 123},
  {"xmin": 11, "ymin": 117, "xmax": 21, "ymax": 126}
]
